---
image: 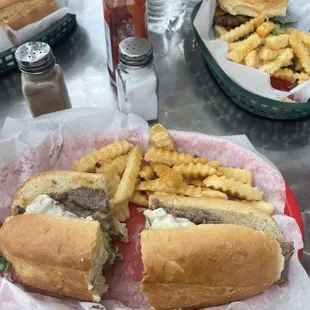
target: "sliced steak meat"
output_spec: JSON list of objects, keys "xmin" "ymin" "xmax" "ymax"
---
[
  {"xmin": 50, "ymin": 188, "xmax": 118, "ymax": 238},
  {"xmin": 165, "ymin": 208, "xmax": 221, "ymax": 224},
  {"xmin": 60, "ymin": 201, "xmax": 93, "ymax": 218},
  {"xmin": 11, "ymin": 205, "xmax": 25, "ymax": 216},
  {"xmin": 66, "ymin": 188, "xmax": 111, "ymax": 213},
  {"xmin": 149, "ymin": 198, "xmax": 161, "ymax": 210},
  {"xmin": 51, "ymin": 188, "xmax": 111, "ymax": 214},
  {"xmin": 214, "ymin": 14, "xmax": 250, "ymax": 28},
  {"xmin": 276, "ymin": 241, "xmax": 295, "ymax": 284}
]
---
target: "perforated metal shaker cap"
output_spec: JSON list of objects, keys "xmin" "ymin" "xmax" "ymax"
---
[
  {"xmin": 119, "ymin": 37, "xmax": 153, "ymax": 67},
  {"xmin": 15, "ymin": 42, "xmax": 56, "ymax": 74}
]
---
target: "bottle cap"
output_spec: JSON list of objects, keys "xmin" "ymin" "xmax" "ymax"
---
[
  {"xmin": 15, "ymin": 42, "xmax": 56, "ymax": 74},
  {"xmin": 119, "ymin": 37, "xmax": 153, "ymax": 67}
]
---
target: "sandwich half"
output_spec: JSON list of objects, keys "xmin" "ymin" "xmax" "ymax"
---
[
  {"xmin": 148, "ymin": 192, "xmax": 283, "ymax": 241},
  {"xmin": 0, "ymin": 214, "xmax": 109, "ymax": 302},
  {"xmin": 141, "ymin": 224, "xmax": 284, "ymax": 309},
  {"xmin": 140, "ymin": 192, "xmax": 294, "ymax": 309},
  {"xmin": 0, "ymin": 170, "xmax": 130, "ymax": 301},
  {"xmin": 10, "ymin": 170, "xmax": 127, "ymax": 241}
]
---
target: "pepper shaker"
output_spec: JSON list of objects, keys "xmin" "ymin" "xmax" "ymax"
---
[
  {"xmin": 15, "ymin": 42, "xmax": 71, "ymax": 118},
  {"xmin": 116, "ymin": 37, "xmax": 159, "ymax": 121}
]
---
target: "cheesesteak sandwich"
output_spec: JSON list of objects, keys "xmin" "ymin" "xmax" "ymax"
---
[
  {"xmin": 10, "ymin": 170, "xmax": 127, "ymax": 242},
  {"xmin": 0, "ymin": 214, "xmax": 109, "ymax": 302},
  {"xmin": 140, "ymin": 193, "xmax": 294, "ymax": 309},
  {"xmin": 0, "ymin": 170, "xmax": 128, "ymax": 301}
]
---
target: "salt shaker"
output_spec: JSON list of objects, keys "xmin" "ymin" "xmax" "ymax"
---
[
  {"xmin": 15, "ymin": 42, "xmax": 71, "ymax": 117},
  {"xmin": 116, "ymin": 37, "xmax": 159, "ymax": 121}
]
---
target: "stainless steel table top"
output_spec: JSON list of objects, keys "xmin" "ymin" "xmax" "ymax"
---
[{"xmin": 0, "ymin": 0, "xmax": 310, "ymax": 274}]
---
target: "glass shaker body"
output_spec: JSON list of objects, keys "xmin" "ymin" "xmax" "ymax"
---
[
  {"xmin": 116, "ymin": 61, "xmax": 159, "ymax": 121},
  {"xmin": 21, "ymin": 64, "xmax": 71, "ymax": 117},
  {"xmin": 15, "ymin": 42, "xmax": 71, "ymax": 118}
]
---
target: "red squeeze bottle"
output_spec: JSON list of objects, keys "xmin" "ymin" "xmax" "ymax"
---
[{"xmin": 103, "ymin": 0, "xmax": 148, "ymax": 85}]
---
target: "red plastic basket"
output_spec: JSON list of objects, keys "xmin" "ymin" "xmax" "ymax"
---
[{"xmin": 285, "ymin": 184, "xmax": 304, "ymax": 260}]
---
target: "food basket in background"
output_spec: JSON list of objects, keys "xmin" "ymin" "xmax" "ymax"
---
[
  {"xmin": 0, "ymin": 13, "xmax": 76, "ymax": 76},
  {"xmin": 191, "ymin": 2, "xmax": 310, "ymax": 120}
]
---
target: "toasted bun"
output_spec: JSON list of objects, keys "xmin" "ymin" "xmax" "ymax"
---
[
  {"xmin": 218, "ymin": 0, "xmax": 288, "ymax": 17},
  {"xmin": 0, "ymin": 214, "xmax": 109, "ymax": 302},
  {"xmin": 141, "ymin": 224, "xmax": 284, "ymax": 309},
  {"xmin": 0, "ymin": 0, "xmax": 60, "ymax": 30},
  {"xmin": 149, "ymin": 193, "xmax": 283, "ymax": 241},
  {"xmin": 10, "ymin": 170, "xmax": 109, "ymax": 212}
]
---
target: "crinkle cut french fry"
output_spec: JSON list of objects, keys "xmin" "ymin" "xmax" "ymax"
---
[
  {"xmin": 71, "ymin": 160, "xmax": 79, "ymax": 171},
  {"xmin": 228, "ymin": 33, "xmax": 261, "ymax": 63},
  {"xmin": 281, "ymin": 97, "xmax": 296, "ymax": 102},
  {"xmin": 95, "ymin": 161, "xmax": 120, "ymax": 199},
  {"xmin": 272, "ymin": 68, "xmax": 295, "ymax": 83},
  {"xmin": 265, "ymin": 34, "xmax": 290, "ymax": 50},
  {"xmin": 207, "ymin": 161, "xmax": 222, "ymax": 168},
  {"xmin": 244, "ymin": 50, "xmax": 257, "ymax": 68},
  {"xmin": 237, "ymin": 200, "xmax": 275, "ymax": 215},
  {"xmin": 295, "ymin": 58, "xmax": 303, "ymax": 72},
  {"xmin": 78, "ymin": 140, "xmax": 134, "ymax": 172},
  {"xmin": 184, "ymin": 178, "xmax": 205, "ymax": 187},
  {"xmin": 251, "ymin": 12, "xmax": 267, "ymax": 28},
  {"xmin": 139, "ymin": 165, "xmax": 157, "ymax": 180},
  {"xmin": 153, "ymin": 164, "xmax": 183, "ymax": 188},
  {"xmin": 196, "ymin": 188, "xmax": 228, "ymax": 200},
  {"xmin": 110, "ymin": 155, "xmax": 129, "ymax": 176},
  {"xmin": 298, "ymin": 80, "xmax": 308, "ymax": 85},
  {"xmin": 294, "ymin": 72, "xmax": 310, "ymax": 81},
  {"xmin": 215, "ymin": 25, "xmax": 228, "ymax": 38},
  {"xmin": 219, "ymin": 20, "xmax": 255, "ymax": 43},
  {"xmin": 137, "ymin": 179, "xmax": 202, "ymax": 197},
  {"xmin": 96, "ymin": 155, "xmax": 129, "ymax": 176},
  {"xmin": 103, "ymin": 168, "xmax": 120, "ymax": 199},
  {"xmin": 258, "ymin": 46, "xmax": 278, "ymax": 61},
  {"xmin": 172, "ymin": 163, "xmax": 217, "ymax": 179},
  {"xmin": 285, "ymin": 28, "xmax": 303, "ymax": 43},
  {"xmin": 203, "ymin": 175, "xmax": 263, "ymax": 201},
  {"xmin": 144, "ymin": 147, "xmax": 207, "ymax": 167},
  {"xmin": 219, "ymin": 12, "xmax": 266, "ymax": 43},
  {"xmin": 113, "ymin": 201, "xmax": 130, "ymax": 222},
  {"xmin": 290, "ymin": 39, "xmax": 310, "ymax": 74},
  {"xmin": 259, "ymin": 48, "xmax": 294, "ymax": 74},
  {"xmin": 149, "ymin": 124, "xmax": 175, "ymax": 151},
  {"xmin": 228, "ymin": 40, "xmax": 245, "ymax": 52},
  {"xmin": 302, "ymin": 33, "xmax": 310, "ymax": 46},
  {"xmin": 285, "ymin": 28, "xmax": 310, "ymax": 46},
  {"xmin": 130, "ymin": 191, "xmax": 149, "ymax": 207},
  {"xmin": 256, "ymin": 21, "xmax": 275, "ymax": 37},
  {"xmin": 113, "ymin": 147, "xmax": 142, "ymax": 205},
  {"xmin": 217, "ymin": 167, "xmax": 254, "ymax": 185}
]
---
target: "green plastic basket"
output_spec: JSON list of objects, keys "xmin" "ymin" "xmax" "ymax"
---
[
  {"xmin": 191, "ymin": 3, "xmax": 310, "ymax": 120},
  {"xmin": 0, "ymin": 13, "xmax": 76, "ymax": 76}
]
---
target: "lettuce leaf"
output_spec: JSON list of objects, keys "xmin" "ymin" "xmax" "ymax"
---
[{"xmin": 0, "ymin": 256, "xmax": 11, "ymax": 272}]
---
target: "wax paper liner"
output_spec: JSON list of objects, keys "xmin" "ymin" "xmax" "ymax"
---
[
  {"xmin": 0, "ymin": 108, "xmax": 308, "ymax": 310},
  {"xmin": 193, "ymin": 0, "xmax": 310, "ymax": 101},
  {"xmin": 0, "ymin": 3, "xmax": 70, "ymax": 53}
]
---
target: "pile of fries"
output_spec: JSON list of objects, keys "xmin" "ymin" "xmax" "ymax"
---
[
  {"xmin": 219, "ymin": 12, "xmax": 310, "ymax": 100},
  {"xmin": 71, "ymin": 124, "xmax": 275, "ymax": 221}
]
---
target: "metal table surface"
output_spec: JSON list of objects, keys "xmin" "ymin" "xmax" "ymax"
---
[{"xmin": 0, "ymin": 0, "xmax": 310, "ymax": 274}]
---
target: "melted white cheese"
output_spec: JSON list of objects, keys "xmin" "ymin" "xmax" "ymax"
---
[
  {"xmin": 25, "ymin": 195, "xmax": 78, "ymax": 218},
  {"xmin": 143, "ymin": 208, "xmax": 195, "ymax": 230}
]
